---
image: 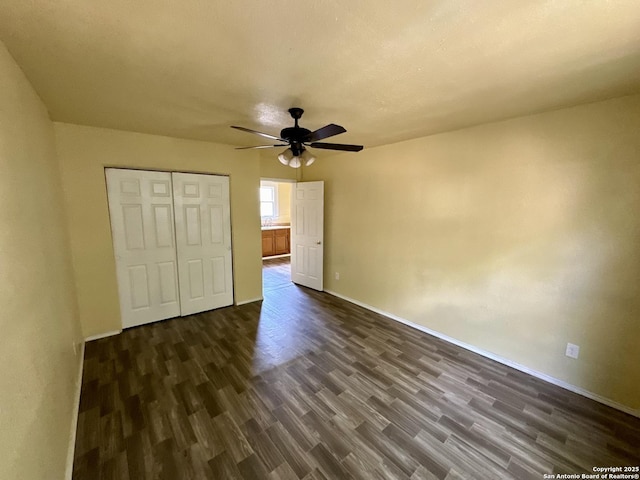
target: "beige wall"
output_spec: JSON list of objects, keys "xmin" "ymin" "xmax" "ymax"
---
[
  {"xmin": 0, "ymin": 43, "xmax": 82, "ymax": 480},
  {"xmin": 54, "ymin": 123, "xmax": 263, "ymax": 338},
  {"xmin": 259, "ymin": 151, "xmax": 299, "ymax": 181},
  {"xmin": 307, "ymin": 94, "xmax": 640, "ymax": 411},
  {"xmin": 277, "ymin": 182, "xmax": 292, "ymax": 224}
]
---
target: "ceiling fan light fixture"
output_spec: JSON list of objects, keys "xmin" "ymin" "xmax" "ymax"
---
[
  {"xmin": 278, "ymin": 148, "xmax": 293, "ymax": 165},
  {"xmin": 289, "ymin": 157, "xmax": 302, "ymax": 168},
  {"xmin": 301, "ymin": 149, "xmax": 316, "ymax": 166}
]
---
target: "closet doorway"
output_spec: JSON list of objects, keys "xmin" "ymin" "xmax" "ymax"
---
[{"xmin": 106, "ymin": 168, "xmax": 234, "ymax": 328}]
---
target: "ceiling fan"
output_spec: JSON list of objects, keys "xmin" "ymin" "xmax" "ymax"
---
[{"xmin": 231, "ymin": 107, "xmax": 363, "ymax": 168}]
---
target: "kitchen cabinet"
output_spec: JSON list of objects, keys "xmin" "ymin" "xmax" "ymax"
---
[
  {"xmin": 262, "ymin": 230, "xmax": 275, "ymax": 257},
  {"xmin": 274, "ymin": 228, "xmax": 290, "ymax": 255},
  {"xmin": 262, "ymin": 227, "xmax": 290, "ymax": 257}
]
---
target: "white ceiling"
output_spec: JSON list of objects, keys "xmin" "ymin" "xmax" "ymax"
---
[{"xmin": 1, "ymin": 1, "xmax": 640, "ymax": 149}]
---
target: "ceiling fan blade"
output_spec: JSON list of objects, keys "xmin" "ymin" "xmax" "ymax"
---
[
  {"xmin": 308, "ymin": 142, "xmax": 363, "ymax": 152},
  {"xmin": 235, "ymin": 144, "xmax": 288, "ymax": 150},
  {"xmin": 305, "ymin": 124, "xmax": 346, "ymax": 142},
  {"xmin": 231, "ymin": 125, "xmax": 286, "ymax": 142}
]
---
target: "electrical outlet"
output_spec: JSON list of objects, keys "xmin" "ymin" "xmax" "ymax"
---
[
  {"xmin": 565, "ymin": 343, "xmax": 580, "ymax": 359},
  {"xmin": 335, "ymin": 272, "xmax": 340, "ymax": 280}
]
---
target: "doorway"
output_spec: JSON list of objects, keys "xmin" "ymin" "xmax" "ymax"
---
[
  {"xmin": 260, "ymin": 178, "xmax": 325, "ymax": 293},
  {"xmin": 260, "ymin": 179, "xmax": 293, "ymax": 292}
]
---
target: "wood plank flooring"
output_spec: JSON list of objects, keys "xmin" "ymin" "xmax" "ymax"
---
[
  {"xmin": 262, "ymin": 256, "xmax": 292, "ymax": 293},
  {"xmin": 73, "ymin": 259, "xmax": 640, "ymax": 479}
]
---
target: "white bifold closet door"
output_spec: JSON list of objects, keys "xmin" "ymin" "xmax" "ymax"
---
[
  {"xmin": 106, "ymin": 169, "xmax": 181, "ymax": 328},
  {"xmin": 172, "ymin": 172, "xmax": 233, "ymax": 316},
  {"xmin": 106, "ymin": 168, "xmax": 233, "ymax": 329}
]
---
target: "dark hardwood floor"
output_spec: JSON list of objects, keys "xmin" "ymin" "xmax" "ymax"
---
[
  {"xmin": 73, "ymin": 259, "xmax": 640, "ymax": 479},
  {"xmin": 262, "ymin": 256, "xmax": 292, "ymax": 293}
]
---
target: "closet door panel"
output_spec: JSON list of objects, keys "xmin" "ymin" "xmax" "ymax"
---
[
  {"xmin": 173, "ymin": 172, "xmax": 233, "ymax": 315},
  {"xmin": 106, "ymin": 168, "xmax": 181, "ymax": 328}
]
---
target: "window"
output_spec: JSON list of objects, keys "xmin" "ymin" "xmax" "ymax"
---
[{"xmin": 260, "ymin": 185, "xmax": 277, "ymax": 217}]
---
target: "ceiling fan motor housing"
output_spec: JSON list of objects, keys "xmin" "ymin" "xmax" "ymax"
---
[
  {"xmin": 281, "ymin": 108, "xmax": 310, "ymax": 156},
  {"xmin": 279, "ymin": 127, "xmax": 311, "ymax": 141}
]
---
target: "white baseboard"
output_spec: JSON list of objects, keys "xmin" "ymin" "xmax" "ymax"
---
[
  {"xmin": 325, "ymin": 289, "xmax": 639, "ymax": 419},
  {"xmin": 85, "ymin": 329, "xmax": 121, "ymax": 342},
  {"xmin": 65, "ymin": 341, "xmax": 85, "ymax": 479},
  {"xmin": 236, "ymin": 297, "xmax": 263, "ymax": 306}
]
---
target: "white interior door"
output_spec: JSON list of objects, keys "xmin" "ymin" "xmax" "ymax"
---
[
  {"xmin": 106, "ymin": 168, "xmax": 181, "ymax": 328},
  {"xmin": 172, "ymin": 172, "xmax": 234, "ymax": 315},
  {"xmin": 291, "ymin": 181, "xmax": 324, "ymax": 290}
]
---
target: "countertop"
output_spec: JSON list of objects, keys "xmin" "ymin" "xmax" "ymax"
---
[{"xmin": 261, "ymin": 225, "xmax": 291, "ymax": 231}]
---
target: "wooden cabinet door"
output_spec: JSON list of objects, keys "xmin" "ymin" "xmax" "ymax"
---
[
  {"xmin": 274, "ymin": 229, "xmax": 289, "ymax": 255},
  {"xmin": 262, "ymin": 230, "xmax": 275, "ymax": 257}
]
